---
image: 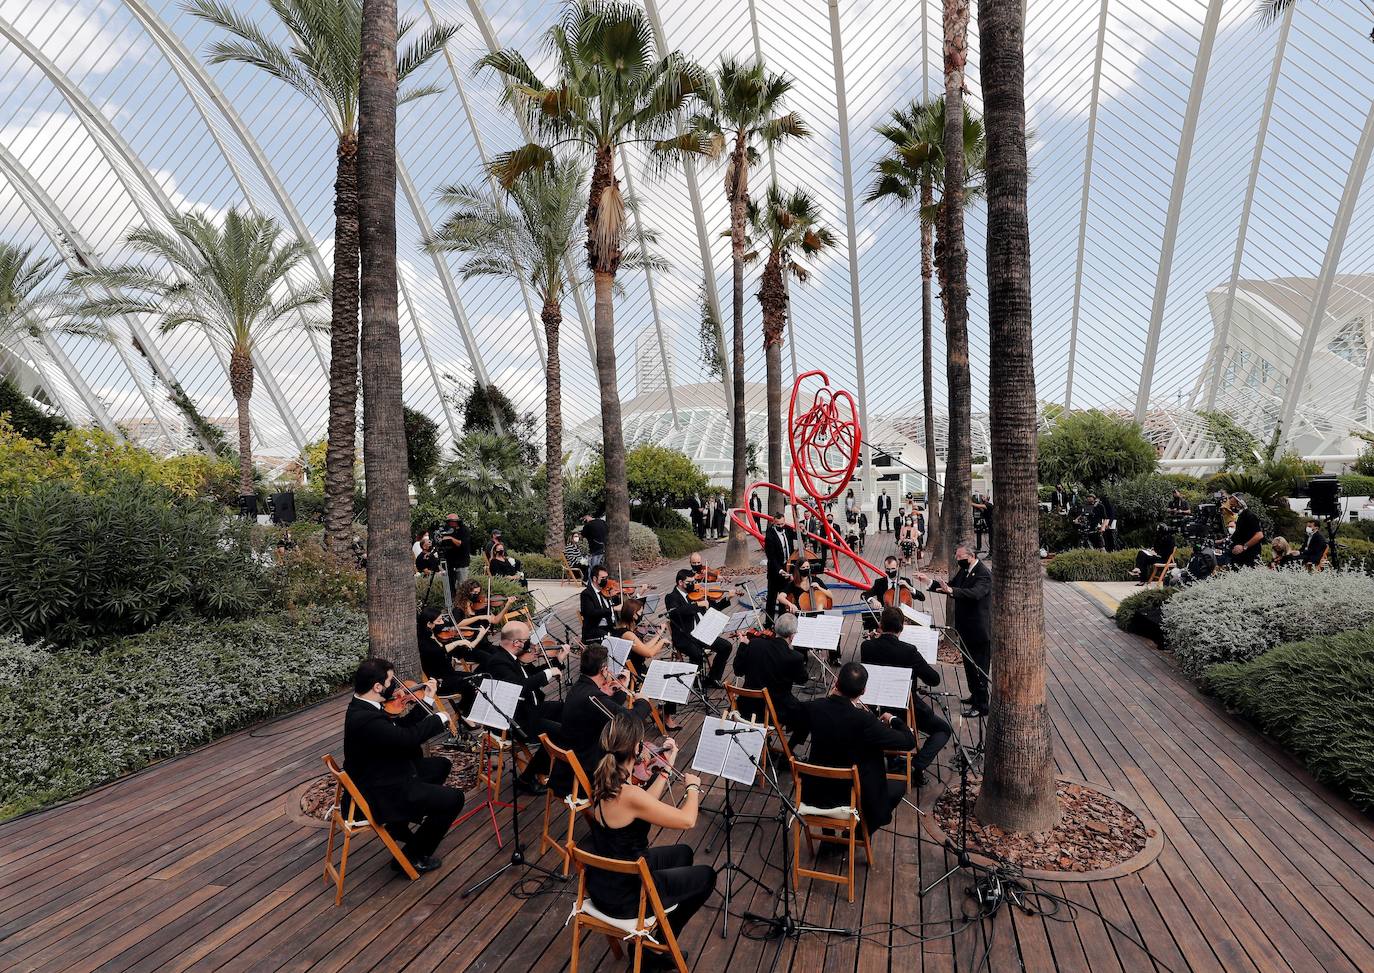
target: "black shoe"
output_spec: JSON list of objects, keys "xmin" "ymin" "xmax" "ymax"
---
[
  {"xmin": 960, "ymin": 696, "xmax": 975, "ymax": 706},
  {"xmin": 961, "ymin": 705, "xmax": 987, "ymax": 719},
  {"xmin": 392, "ymin": 854, "xmax": 441, "ymax": 874},
  {"xmin": 911, "ymin": 769, "xmax": 930, "ymax": 788},
  {"xmin": 702, "ymin": 677, "xmax": 723, "ymax": 690},
  {"xmin": 515, "ymin": 776, "xmax": 547, "ymax": 796}
]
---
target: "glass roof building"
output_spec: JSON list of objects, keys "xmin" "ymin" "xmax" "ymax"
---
[{"xmin": 4, "ymin": 0, "xmax": 1374, "ymax": 469}]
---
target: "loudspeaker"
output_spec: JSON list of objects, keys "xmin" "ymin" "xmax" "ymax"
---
[
  {"xmin": 270, "ymin": 490, "xmax": 297, "ymax": 525},
  {"xmin": 237, "ymin": 494, "xmax": 258, "ymax": 518},
  {"xmin": 1309, "ymin": 476, "xmax": 1340, "ymax": 518}
]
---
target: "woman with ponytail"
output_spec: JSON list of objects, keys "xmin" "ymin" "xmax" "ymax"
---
[{"xmin": 585, "ymin": 713, "xmax": 716, "ymax": 961}]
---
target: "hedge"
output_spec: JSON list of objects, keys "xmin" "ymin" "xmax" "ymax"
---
[
  {"xmin": 0, "ymin": 606, "xmax": 367, "ymax": 819},
  {"xmin": 1045, "ymin": 548, "xmax": 1138, "ymax": 582},
  {"xmin": 1161, "ymin": 567, "xmax": 1374, "ymax": 676},
  {"xmin": 1339, "ymin": 474, "xmax": 1374, "ymax": 498},
  {"xmin": 1204, "ymin": 625, "xmax": 1374, "ymax": 811},
  {"xmin": 1114, "ymin": 587, "xmax": 1174, "ymax": 635},
  {"xmin": 655, "ymin": 528, "xmax": 707, "ymax": 559}
]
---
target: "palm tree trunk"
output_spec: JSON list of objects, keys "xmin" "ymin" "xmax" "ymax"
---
[
  {"xmin": 941, "ymin": 0, "xmax": 974, "ymax": 569},
  {"xmin": 358, "ymin": 0, "xmax": 418, "ymax": 675},
  {"xmin": 724, "ymin": 138, "xmax": 751, "ymax": 569},
  {"xmin": 543, "ymin": 296, "xmax": 565, "ymax": 559},
  {"xmin": 920, "ymin": 173, "xmax": 943, "ymax": 560},
  {"xmin": 229, "ymin": 347, "xmax": 254, "ymax": 500},
  {"xmin": 586, "ymin": 146, "xmax": 630, "ymax": 570},
  {"xmin": 976, "ymin": 0, "xmax": 1058, "ymax": 833},
  {"xmin": 760, "ymin": 254, "xmax": 787, "ymax": 516},
  {"xmin": 324, "ymin": 133, "xmax": 360, "ymax": 555}
]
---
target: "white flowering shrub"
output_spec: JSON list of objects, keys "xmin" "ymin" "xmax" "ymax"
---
[
  {"xmin": 1162, "ymin": 567, "xmax": 1374, "ymax": 676},
  {"xmin": 628, "ymin": 521, "xmax": 662, "ymax": 561},
  {"xmin": 0, "ymin": 607, "xmax": 366, "ymax": 819}
]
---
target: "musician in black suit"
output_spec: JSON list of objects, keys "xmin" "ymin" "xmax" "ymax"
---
[
  {"xmin": 876, "ymin": 489, "xmax": 892, "ymax": 532},
  {"xmin": 476, "ymin": 619, "xmax": 569, "ymax": 795},
  {"xmin": 801, "ymin": 662, "xmax": 916, "ymax": 833},
  {"xmin": 1300, "ymin": 519, "xmax": 1329, "ymax": 568},
  {"xmin": 859, "ymin": 607, "xmax": 951, "ymax": 784},
  {"xmin": 920, "ymin": 544, "xmax": 993, "ymax": 718},
  {"xmin": 664, "ymin": 569, "xmax": 732, "ymax": 687},
  {"xmin": 861, "ymin": 555, "xmax": 924, "ymax": 631},
  {"xmin": 582, "ymin": 513, "xmax": 608, "ymax": 570},
  {"xmin": 342, "ymin": 658, "xmax": 464, "ymax": 872},
  {"xmin": 732, "ymin": 612, "xmax": 810, "ymax": 746},
  {"xmin": 550, "ymin": 642, "xmax": 651, "ymax": 797},
  {"xmin": 764, "ymin": 510, "xmax": 798, "ymax": 622},
  {"xmin": 580, "ymin": 565, "xmax": 618, "ymax": 643}
]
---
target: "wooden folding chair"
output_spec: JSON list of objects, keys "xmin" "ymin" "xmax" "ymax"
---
[
  {"xmin": 1314, "ymin": 549, "xmax": 1329, "ymax": 572},
  {"xmin": 791, "ymin": 760, "xmax": 872, "ymax": 903},
  {"xmin": 561, "ymin": 554, "xmax": 584, "ymax": 586},
  {"xmin": 1146, "ymin": 554, "xmax": 1174, "ymax": 587},
  {"xmin": 539, "ymin": 733, "xmax": 591, "ymax": 875},
  {"xmin": 884, "ymin": 694, "xmax": 917, "ymax": 783},
  {"xmin": 321, "ymin": 754, "xmax": 418, "ymax": 905},
  {"xmin": 724, "ymin": 683, "xmax": 794, "ymax": 773},
  {"xmin": 623, "ymin": 658, "xmax": 668, "ymax": 736},
  {"xmin": 568, "ymin": 843, "xmax": 687, "ymax": 973}
]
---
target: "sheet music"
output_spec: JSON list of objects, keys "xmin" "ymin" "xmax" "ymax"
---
[
  {"xmin": 691, "ymin": 607, "xmax": 730, "ymax": 644},
  {"xmin": 468, "ymin": 678, "xmax": 522, "ymax": 731},
  {"xmin": 642, "ymin": 593, "xmax": 661, "ymax": 614},
  {"xmin": 604, "ymin": 636, "xmax": 633, "ymax": 677},
  {"xmin": 639, "ymin": 659, "xmax": 697, "ymax": 704},
  {"xmin": 794, "ymin": 613, "xmax": 844, "ymax": 652},
  {"xmin": 722, "ymin": 610, "xmax": 759, "ymax": 635},
  {"xmin": 691, "ymin": 716, "xmax": 767, "ymax": 786},
  {"xmin": 532, "ymin": 622, "xmax": 547, "ymax": 646},
  {"xmin": 898, "ymin": 624, "xmax": 940, "ymax": 665},
  {"xmin": 899, "ymin": 604, "xmax": 933, "ymax": 627},
  {"xmin": 860, "ymin": 663, "xmax": 913, "ymax": 709}
]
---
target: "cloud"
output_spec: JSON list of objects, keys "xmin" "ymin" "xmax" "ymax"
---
[{"xmin": 0, "ymin": 1, "xmax": 146, "ymax": 84}]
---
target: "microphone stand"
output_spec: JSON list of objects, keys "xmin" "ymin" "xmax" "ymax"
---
[
  {"xmin": 935, "ymin": 624, "xmax": 988, "ymax": 752},
  {"xmin": 919, "ymin": 737, "xmax": 981, "ymax": 898},
  {"xmin": 461, "ymin": 680, "xmax": 567, "ymax": 898}
]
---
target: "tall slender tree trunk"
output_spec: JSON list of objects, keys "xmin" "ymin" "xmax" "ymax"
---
[
  {"xmin": 976, "ymin": 0, "xmax": 1058, "ymax": 833},
  {"xmin": 941, "ymin": 0, "xmax": 974, "ymax": 569},
  {"xmin": 543, "ymin": 296, "xmax": 565, "ymax": 559},
  {"xmin": 324, "ymin": 133, "xmax": 360, "ymax": 555},
  {"xmin": 920, "ymin": 174, "xmax": 943, "ymax": 560},
  {"xmin": 760, "ymin": 254, "xmax": 787, "ymax": 516},
  {"xmin": 724, "ymin": 138, "xmax": 752, "ymax": 568},
  {"xmin": 358, "ymin": 0, "xmax": 417, "ymax": 674},
  {"xmin": 586, "ymin": 146, "xmax": 629, "ymax": 570},
  {"xmin": 229, "ymin": 347, "xmax": 254, "ymax": 499}
]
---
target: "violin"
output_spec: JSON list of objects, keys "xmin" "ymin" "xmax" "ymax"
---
[
  {"xmin": 600, "ymin": 578, "xmax": 656, "ymax": 601},
  {"xmin": 631, "ymin": 742, "xmax": 685, "ymax": 784},
  {"xmin": 382, "ymin": 679, "xmax": 438, "ymax": 718},
  {"xmin": 735, "ymin": 626, "xmax": 776, "ymax": 640},
  {"xmin": 692, "ymin": 564, "xmax": 722, "ymax": 584},
  {"xmin": 686, "ymin": 581, "xmax": 729, "ymax": 604}
]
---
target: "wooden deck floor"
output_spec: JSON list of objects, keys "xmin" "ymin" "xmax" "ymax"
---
[{"xmin": 4, "ymin": 533, "xmax": 1374, "ymax": 973}]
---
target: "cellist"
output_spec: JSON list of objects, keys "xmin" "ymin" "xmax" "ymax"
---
[{"xmin": 862, "ymin": 555, "xmax": 924, "ymax": 632}]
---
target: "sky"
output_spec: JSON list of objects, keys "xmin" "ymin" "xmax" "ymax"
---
[{"xmin": 1, "ymin": 0, "xmax": 1373, "ymax": 455}]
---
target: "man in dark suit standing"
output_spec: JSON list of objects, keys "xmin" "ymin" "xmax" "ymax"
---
[
  {"xmin": 343, "ymin": 658, "xmax": 464, "ymax": 872},
  {"xmin": 859, "ymin": 607, "xmax": 951, "ymax": 784},
  {"xmin": 664, "ymin": 569, "xmax": 732, "ymax": 687},
  {"xmin": 801, "ymin": 662, "xmax": 916, "ymax": 834},
  {"xmin": 732, "ymin": 611, "xmax": 810, "ymax": 746},
  {"xmin": 435, "ymin": 513, "xmax": 471, "ymax": 592},
  {"xmin": 764, "ymin": 509, "xmax": 798, "ymax": 623},
  {"xmin": 582, "ymin": 513, "xmax": 608, "ymax": 570},
  {"xmin": 580, "ymin": 565, "xmax": 618, "ymax": 643},
  {"xmin": 1300, "ymin": 519, "xmax": 1329, "ymax": 568},
  {"xmin": 876, "ymin": 489, "xmax": 892, "ymax": 532},
  {"xmin": 476, "ymin": 620, "xmax": 568, "ymax": 795},
  {"xmin": 919, "ymin": 544, "xmax": 993, "ymax": 718}
]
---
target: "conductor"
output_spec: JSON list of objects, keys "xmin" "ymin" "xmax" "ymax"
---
[{"xmin": 919, "ymin": 544, "xmax": 992, "ymax": 718}]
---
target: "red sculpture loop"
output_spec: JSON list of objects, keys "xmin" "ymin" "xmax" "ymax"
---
[{"xmin": 731, "ymin": 369, "xmax": 880, "ymax": 588}]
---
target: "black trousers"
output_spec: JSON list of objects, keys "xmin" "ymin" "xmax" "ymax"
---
[
  {"xmin": 960, "ymin": 631, "xmax": 992, "ymax": 710},
  {"xmin": 385, "ymin": 756, "xmax": 465, "ymax": 861},
  {"xmin": 680, "ymin": 636, "xmax": 732, "ymax": 683},
  {"xmin": 640, "ymin": 844, "xmax": 716, "ymax": 939},
  {"xmin": 877, "ymin": 510, "xmax": 890, "ymax": 532},
  {"xmin": 912, "ymin": 700, "xmax": 952, "ymax": 774},
  {"xmin": 765, "ymin": 575, "xmax": 790, "ymax": 623},
  {"xmin": 516, "ymin": 700, "xmax": 564, "ymax": 780}
]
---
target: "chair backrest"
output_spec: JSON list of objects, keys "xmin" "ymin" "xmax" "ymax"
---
[
  {"xmin": 792, "ymin": 759, "xmax": 861, "ymax": 810},
  {"xmin": 725, "ymin": 683, "xmax": 768, "ymax": 722},
  {"xmin": 323, "ymin": 754, "xmax": 376, "ymax": 826},
  {"xmin": 540, "ymin": 732, "xmax": 592, "ymax": 795},
  {"xmin": 570, "ymin": 843, "xmax": 677, "ymax": 939}
]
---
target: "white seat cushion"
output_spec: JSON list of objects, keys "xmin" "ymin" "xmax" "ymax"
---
[
  {"xmin": 798, "ymin": 803, "xmax": 859, "ymax": 821},
  {"xmin": 578, "ymin": 899, "xmax": 676, "ymax": 934}
]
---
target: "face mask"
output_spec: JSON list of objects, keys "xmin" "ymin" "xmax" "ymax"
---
[
  {"xmin": 1306, "ymin": 527, "xmax": 1315, "ymax": 535},
  {"xmin": 379, "ymin": 679, "xmax": 398, "ymax": 700},
  {"xmin": 886, "ymin": 568, "xmax": 898, "ymax": 578},
  {"xmin": 958, "ymin": 557, "xmax": 972, "ymax": 569},
  {"xmin": 684, "ymin": 580, "xmax": 697, "ymax": 592}
]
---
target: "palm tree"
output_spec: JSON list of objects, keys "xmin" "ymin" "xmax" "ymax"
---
[
  {"xmin": 68, "ymin": 209, "xmax": 323, "ymax": 499},
  {"xmin": 867, "ymin": 100, "xmax": 985, "ymax": 563},
  {"xmin": 357, "ymin": 0, "xmax": 416, "ymax": 670},
  {"xmin": 744, "ymin": 186, "xmax": 836, "ymax": 502},
  {"xmin": 188, "ymin": 0, "xmax": 455, "ymax": 556},
  {"xmin": 687, "ymin": 56, "xmax": 808, "ymax": 557},
  {"xmin": 477, "ymin": 0, "xmax": 707, "ymax": 573},
  {"xmin": 0, "ymin": 242, "xmax": 105, "ymax": 350},
  {"xmin": 433, "ymin": 432, "xmax": 534, "ymax": 513},
  {"xmin": 976, "ymin": 0, "xmax": 1058, "ymax": 833},
  {"xmin": 1260, "ymin": 0, "xmax": 1373, "ymax": 37}
]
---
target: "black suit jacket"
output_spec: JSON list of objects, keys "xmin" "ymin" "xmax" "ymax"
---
[
  {"xmin": 342, "ymin": 697, "xmax": 448, "ymax": 824},
  {"xmin": 732, "ymin": 635, "xmax": 808, "ymax": 726},
  {"xmin": 877, "ymin": 494, "xmax": 892, "ymax": 514},
  {"xmin": 1301, "ymin": 530, "xmax": 1328, "ymax": 565},
  {"xmin": 936, "ymin": 560, "xmax": 992, "ymax": 643},
  {"xmin": 549, "ymin": 675, "xmax": 645, "ymax": 795},
  {"xmin": 436, "ymin": 522, "xmax": 471, "ymax": 569},
  {"xmin": 862, "ymin": 574, "xmax": 925, "ymax": 605},
  {"xmin": 477, "ymin": 648, "xmax": 558, "ymax": 731},
  {"xmin": 581, "ymin": 584, "xmax": 616, "ymax": 641},
  {"xmin": 802, "ymin": 695, "xmax": 915, "ymax": 830},
  {"xmin": 859, "ymin": 632, "xmax": 942, "ymax": 720},
  {"xmin": 764, "ymin": 525, "xmax": 795, "ymax": 581},
  {"xmin": 664, "ymin": 587, "xmax": 706, "ymax": 650}
]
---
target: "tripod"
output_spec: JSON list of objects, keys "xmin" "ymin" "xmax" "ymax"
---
[
  {"xmin": 920, "ymin": 739, "xmax": 979, "ymax": 897},
  {"xmin": 461, "ymin": 683, "xmax": 566, "ymax": 898}
]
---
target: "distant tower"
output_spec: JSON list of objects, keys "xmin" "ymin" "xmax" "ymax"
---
[{"xmin": 635, "ymin": 324, "xmax": 674, "ymax": 396}]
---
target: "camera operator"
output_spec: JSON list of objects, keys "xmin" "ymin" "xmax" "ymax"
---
[
  {"xmin": 1225, "ymin": 495, "xmax": 1264, "ymax": 569},
  {"xmin": 434, "ymin": 514, "xmax": 471, "ymax": 592}
]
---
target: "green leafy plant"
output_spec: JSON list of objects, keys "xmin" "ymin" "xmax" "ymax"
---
[
  {"xmin": 1037, "ymin": 410, "xmax": 1157, "ymax": 489},
  {"xmin": 0, "ymin": 378, "xmax": 70, "ymax": 444},
  {"xmin": 655, "ymin": 528, "xmax": 707, "ymax": 559},
  {"xmin": 628, "ymin": 522, "xmax": 662, "ymax": 563},
  {"xmin": 1339, "ymin": 474, "xmax": 1374, "ymax": 497},
  {"xmin": 1114, "ymin": 587, "xmax": 1174, "ymax": 634},
  {"xmin": 265, "ymin": 543, "xmax": 366, "ymax": 611},
  {"xmin": 1044, "ymin": 548, "xmax": 1138, "ymax": 582},
  {"xmin": 1198, "ymin": 410, "xmax": 1260, "ymax": 471}
]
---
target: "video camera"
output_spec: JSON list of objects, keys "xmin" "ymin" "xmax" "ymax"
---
[{"xmin": 1182, "ymin": 503, "xmax": 1224, "ymax": 544}]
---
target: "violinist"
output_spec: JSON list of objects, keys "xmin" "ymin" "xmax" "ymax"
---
[
  {"xmin": 550, "ymin": 642, "xmax": 653, "ymax": 797},
  {"xmin": 416, "ymin": 608, "xmax": 475, "ymax": 700},
  {"xmin": 476, "ymin": 620, "xmax": 568, "ymax": 796},
  {"xmin": 581, "ymin": 566, "xmax": 619, "ymax": 643},
  {"xmin": 858, "ymin": 606, "xmax": 950, "ymax": 786},
  {"xmin": 732, "ymin": 612, "xmax": 809, "ymax": 747},
  {"xmin": 687, "ymin": 553, "xmax": 731, "ymax": 611},
  {"xmin": 862, "ymin": 556, "xmax": 924, "ymax": 631},
  {"xmin": 664, "ymin": 569, "xmax": 732, "ymax": 689},
  {"xmin": 449, "ymin": 579, "xmax": 498, "ymax": 662},
  {"xmin": 611, "ymin": 599, "xmax": 669, "ymax": 663},
  {"xmin": 488, "ymin": 543, "xmax": 528, "ymax": 589},
  {"xmin": 343, "ymin": 658, "xmax": 464, "ymax": 873}
]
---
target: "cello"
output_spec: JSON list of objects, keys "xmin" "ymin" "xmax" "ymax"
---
[{"xmin": 789, "ymin": 549, "xmax": 834, "ymax": 614}]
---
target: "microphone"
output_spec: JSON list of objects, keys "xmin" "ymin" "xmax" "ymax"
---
[
  {"xmin": 663, "ymin": 671, "xmax": 695, "ymax": 683},
  {"xmin": 714, "ymin": 727, "xmax": 753, "ymax": 736}
]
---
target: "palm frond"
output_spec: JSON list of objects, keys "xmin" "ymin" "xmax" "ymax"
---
[{"xmin": 488, "ymin": 143, "xmax": 556, "ymax": 189}]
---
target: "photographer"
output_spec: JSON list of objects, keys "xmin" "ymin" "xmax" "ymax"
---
[
  {"xmin": 1226, "ymin": 495, "xmax": 1264, "ymax": 569},
  {"xmin": 1170, "ymin": 543, "xmax": 1218, "ymax": 587},
  {"xmin": 434, "ymin": 513, "xmax": 471, "ymax": 591}
]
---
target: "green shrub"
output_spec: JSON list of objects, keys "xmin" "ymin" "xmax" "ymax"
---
[
  {"xmin": 515, "ymin": 552, "xmax": 563, "ymax": 579},
  {"xmin": 265, "ymin": 543, "xmax": 367, "ymax": 610},
  {"xmin": 0, "ymin": 378, "xmax": 70, "ymax": 444},
  {"xmin": 1045, "ymin": 548, "xmax": 1138, "ymax": 582},
  {"xmin": 629, "ymin": 521, "xmax": 662, "ymax": 561},
  {"xmin": 1159, "ymin": 473, "xmax": 1206, "ymax": 492},
  {"xmin": 1103, "ymin": 474, "xmax": 1179, "ymax": 534},
  {"xmin": 1038, "ymin": 510, "xmax": 1081, "ymax": 553},
  {"xmin": 637, "ymin": 507, "xmax": 693, "ymax": 531},
  {"xmin": 1339, "ymin": 474, "xmax": 1374, "ymax": 498},
  {"xmin": 1353, "ymin": 445, "xmax": 1374, "ymax": 477},
  {"xmin": 1203, "ymin": 625, "xmax": 1374, "ymax": 811},
  {"xmin": 418, "ymin": 572, "xmax": 531, "ymax": 613},
  {"xmin": 0, "ymin": 607, "xmax": 367, "ymax": 818},
  {"xmin": 0, "ymin": 477, "xmax": 261, "ymax": 648},
  {"xmin": 1038, "ymin": 410, "xmax": 1157, "ymax": 488},
  {"xmin": 1115, "ymin": 587, "xmax": 1174, "ymax": 634},
  {"xmin": 1162, "ymin": 567, "xmax": 1374, "ymax": 676},
  {"xmin": 655, "ymin": 528, "xmax": 707, "ymax": 559}
]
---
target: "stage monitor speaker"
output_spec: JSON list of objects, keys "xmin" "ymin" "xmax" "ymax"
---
[
  {"xmin": 1309, "ymin": 476, "xmax": 1340, "ymax": 518},
  {"xmin": 270, "ymin": 490, "xmax": 297, "ymax": 525},
  {"xmin": 237, "ymin": 494, "xmax": 258, "ymax": 518}
]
